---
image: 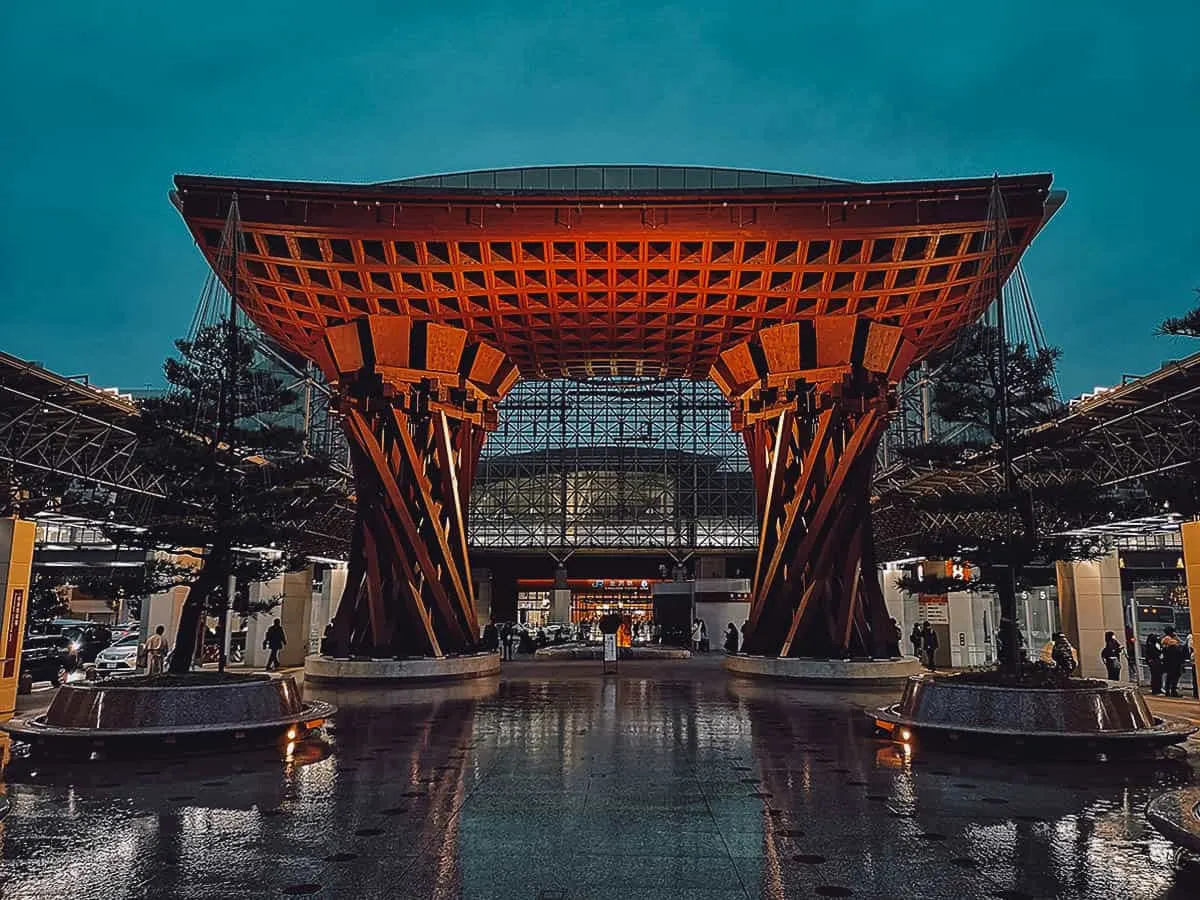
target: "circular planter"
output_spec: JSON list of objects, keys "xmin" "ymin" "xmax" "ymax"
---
[
  {"xmin": 869, "ymin": 673, "xmax": 1195, "ymax": 757},
  {"xmin": 2, "ymin": 675, "xmax": 335, "ymax": 760},
  {"xmin": 725, "ymin": 654, "xmax": 924, "ymax": 686},
  {"xmin": 534, "ymin": 644, "xmax": 692, "ymax": 661},
  {"xmin": 303, "ymin": 651, "xmax": 500, "ymax": 684},
  {"xmin": 1146, "ymin": 788, "xmax": 1200, "ymax": 853}
]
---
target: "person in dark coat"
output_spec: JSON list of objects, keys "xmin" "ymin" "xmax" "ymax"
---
[
  {"xmin": 887, "ymin": 618, "xmax": 902, "ymax": 657},
  {"xmin": 263, "ymin": 618, "xmax": 286, "ymax": 671},
  {"xmin": 1161, "ymin": 627, "xmax": 1186, "ymax": 697},
  {"xmin": 724, "ymin": 623, "xmax": 739, "ymax": 654},
  {"xmin": 1101, "ymin": 631, "xmax": 1122, "ymax": 681},
  {"xmin": 920, "ymin": 622, "xmax": 938, "ymax": 670},
  {"xmin": 1143, "ymin": 633, "xmax": 1163, "ymax": 695},
  {"xmin": 909, "ymin": 623, "xmax": 923, "ymax": 659},
  {"xmin": 481, "ymin": 620, "xmax": 499, "ymax": 652}
]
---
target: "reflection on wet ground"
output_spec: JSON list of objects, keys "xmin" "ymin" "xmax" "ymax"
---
[{"xmin": 2, "ymin": 659, "xmax": 1199, "ymax": 899}]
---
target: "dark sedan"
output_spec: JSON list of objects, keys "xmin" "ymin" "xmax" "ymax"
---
[
  {"xmin": 57, "ymin": 624, "xmax": 113, "ymax": 663},
  {"xmin": 18, "ymin": 635, "xmax": 78, "ymax": 690}
]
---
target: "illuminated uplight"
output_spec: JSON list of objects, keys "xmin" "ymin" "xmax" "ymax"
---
[
  {"xmin": 899, "ymin": 728, "xmax": 912, "ymax": 742},
  {"xmin": 286, "ymin": 726, "xmax": 298, "ymax": 741}
]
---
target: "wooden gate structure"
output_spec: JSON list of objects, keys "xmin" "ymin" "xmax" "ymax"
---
[{"xmin": 173, "ymin": 166, "xmax": 1062, "ymax": 658}]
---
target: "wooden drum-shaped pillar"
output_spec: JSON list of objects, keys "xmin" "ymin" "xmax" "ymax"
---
[
  {"xmin": 314, "ymin": 316, "xmax": 518, "ymax": 658},
  {"xmin": 710, "ymin": 318, "xmax": 915, "ymax": 659}
]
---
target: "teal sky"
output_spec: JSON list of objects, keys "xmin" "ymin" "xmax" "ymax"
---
[{"xmin": 2, "ymin": 1, "xmax": 1197, "ymax": 396}]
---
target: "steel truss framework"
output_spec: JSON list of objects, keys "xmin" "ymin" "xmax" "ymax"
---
[
  {"xmin": 473, "ymin": 378, "xmax": 755, "ymax": 552},
  {"xmin": 873, "ymin": 350, "xmax": 1200, "ymax": 556},
  {"xmin": 0, "ymin": 351, "xmax": 164, "ymax": 502}
]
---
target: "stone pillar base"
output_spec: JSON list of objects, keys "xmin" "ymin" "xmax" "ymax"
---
[
  {"xmin": 724, "ymin": 654, "xmax": 923, "ymax": 685},
  {"xmin": 303, "ymin": 652, "xmax": 500, "ymax": 684}
]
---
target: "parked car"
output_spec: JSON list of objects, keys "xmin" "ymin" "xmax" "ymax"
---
[
  {"xmin": 18, "ymin": 635, "xmax": 78, "ymax": 691},
  {"xmin": 94, "ymin": 634, "xmax": 142, "ymax": 676},
  {"xmin": 28, "ymin": 617, "xmax": 94, "ymax": 637},
  {"xmin": 111, "ymin": 622, "xmax": 140, "ymax": 642},
  {"xmin": 58, "ymin": 623, "xmax": 113, "ymax": 663}
]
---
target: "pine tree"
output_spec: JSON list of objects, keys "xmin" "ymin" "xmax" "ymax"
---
[
  {"xmin": 890, "ymin": 323, "xmax": 1101, "ymax": 670},
  {"xmin": 119, "ymin": 321, "xmax": 336, "ymax": 674}
]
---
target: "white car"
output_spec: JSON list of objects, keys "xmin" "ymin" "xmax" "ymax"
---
[{"xmin": 94, "ymin": 634, "xmax": 141, "ymax": 675}]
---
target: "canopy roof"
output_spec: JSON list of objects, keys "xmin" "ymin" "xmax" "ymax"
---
[{"xmin": 173, "ymin": 168, "xmax": 1062, "ymax": 379}]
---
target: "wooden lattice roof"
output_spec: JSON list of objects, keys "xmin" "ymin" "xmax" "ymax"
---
[{"xmin": 172, "ymin": 168, "xmax": 1063, "ymax": 380}]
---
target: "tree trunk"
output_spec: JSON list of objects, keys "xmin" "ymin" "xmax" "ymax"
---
[
  {"xmin": 169, "ymin": 560, "xmax": 222, "ymax": 674},
  {"xmin": 993, "ymin": 565, "xmax": 1022, "ymax": 676}
]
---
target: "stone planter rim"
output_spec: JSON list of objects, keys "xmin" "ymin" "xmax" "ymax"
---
[
  {"xmin": 905, "ymin": 674, "xmax": 1115, "ymax": 692},
  {"xmin": 6, "ymin": 700, "xmax": 336, "ymax": 739},
  {"xmin": 1145, "ymin": 788, "xmax": 1200, "ymax": 853},
  {"xmin": 304, "ymin": 651, "xmax": 500, "ymax": 684},
  {"xmin": 724, "ymin": 653, "xmax": 924, "ymax": 685},
  {"xmin": 872, "ymin": 701, "xmax": 1195, "ymax": 740},
  {"xmin": 871, "ymin": 673, "xmax": 1196, "ymax": 745},
  {"xmin": 1, "ymin": 674, "xmax": 336, "ymax": 743}
]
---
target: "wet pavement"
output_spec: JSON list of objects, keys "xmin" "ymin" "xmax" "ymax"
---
[{"xmin": 2, "ymin": 658, "xmax": 1200, "ymax": 899}]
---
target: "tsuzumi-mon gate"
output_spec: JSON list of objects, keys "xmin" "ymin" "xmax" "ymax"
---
[{"xmin": 172, "ymin": 165, "xmax": 1061, "ymax": 680}]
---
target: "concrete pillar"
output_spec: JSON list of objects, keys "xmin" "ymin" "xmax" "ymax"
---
[
  {"xmin": 1057, "ymin": 552, "xmax": 1124, "ymax": 679},
  {"xmin": 316, "ymin": 565, "xmax": 347, "ymax": 638},
  {"xmin": 277, "ymin": 568, "xmax": 313, "ymax": 667},
  {"xmin": 879, "ymin": 565, "xmax": 907, "ymax": 633},
  {"xmin": 551, "ymin": 564, "xmax": 571, "ymax": 624},
  {"xmin": 551, "ymin": 589, "xmax": 572, "ymax": 624},
  {"xmin": 0, "ymin": 518, "xmax": 36, "ymax": 720},
  {"xmin": 244, "ymin": 574, "xmax": 285, "ymax": 668},
  {"xmin": 1184, "ymin": 521, "xmax": 1200, "ymax": 654},
  {"xmin": 948, "ymin": 592, "xmax": 994, "ymax": 667},
  {"xmin": 141, "ymin": 585, "xmax": 189, "ymax": 647},
  {"xmin": 472, "ymin": 567, "xmax": 493, "ymax": 637},
  {"xmin": 244, "ymin": 568, "xmax": 314, "ymax": 668}
]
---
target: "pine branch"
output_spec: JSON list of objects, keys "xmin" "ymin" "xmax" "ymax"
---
[{"xmin": 1159, "ymin": 306, "xmax": 1200, "ymax": 338}]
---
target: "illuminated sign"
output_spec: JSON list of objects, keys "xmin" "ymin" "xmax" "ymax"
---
[{"xmin": 2, "ymin": 588, "xmax": 25, "ymax": 678}]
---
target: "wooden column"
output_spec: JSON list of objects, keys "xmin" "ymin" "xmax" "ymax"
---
[
  {"xmin": 710, "ymin": 318, "xmax": 916, "ymax": 658},
  {"xmin": 314, "ymin": 317, "xmax": 518, "ymax": 658}
]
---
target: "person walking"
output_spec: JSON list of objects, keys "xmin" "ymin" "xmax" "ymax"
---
[
  {"xmin": 909, "ymin": 623, "xmax": 923, "ymax": 659},
  {"xmin": 699, "ymin": 619, "xmax": 709, "ymax": 653},
  {"xmin": 691, "ymin": 619, "xmax": 702, "ymax": 652},
  {"xmin": 145, "ymin": 625, "xmax": 169, "ymax": 676},
  {"xmin": 263, "ymin": 618, "xmax": 287, "ymax": 671},
  {"xmin": 920, "ymin": 622, "xmax": 938, "ymax": 670},
  {"xmin": 320, "ymin": 620, "xmax": 334, "ymax": 656},
  {"xmin": 1144, "ymin": 633, "xmax": 1164, "ymax": 695},
  {"xmin": 887, "ymin": 618, "xmax": 902, "ymax": 657},
  {"xmin": 724, "ymin": 622, "xmax": 739, "ymax": 654},
  {"xmin": 1101, "ymin": 631, "xmax": 1123, "ymax": 681},
  {"xmin": 1161, "ymin": 627, "xmax": 1186, "ymax": 697}
]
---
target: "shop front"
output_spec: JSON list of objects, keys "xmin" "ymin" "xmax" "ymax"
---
[{"xmin": 515, "ymin": 577, "xmax": 660, "ymax": 635}]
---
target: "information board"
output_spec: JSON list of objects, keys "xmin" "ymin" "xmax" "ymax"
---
[
  {"xmin": 603, "ymin": 634, "xmax": 617, "ymax": 662},
  {"xmin": 917, "ymin": 594, "xmax": 950, "ymax": 625}
]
